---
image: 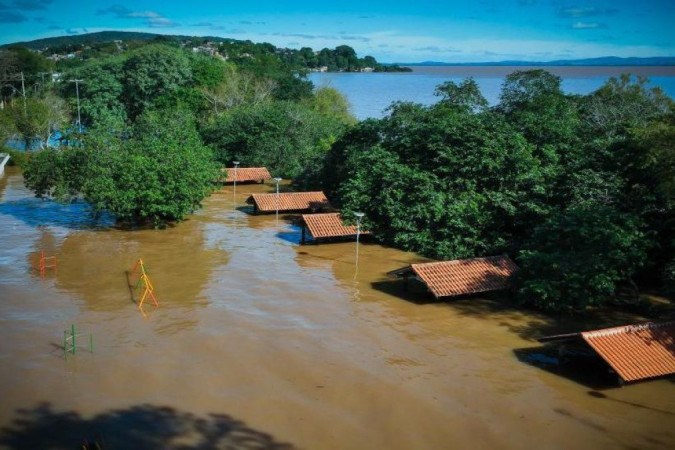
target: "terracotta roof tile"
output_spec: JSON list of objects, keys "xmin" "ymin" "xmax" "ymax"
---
[
  {"xmin": 390, "ymin": 255, "xmax": 518, "ymax": 298},
  {"xmin": 223, "ymin": 167, "xmax": 271, "ymax": 183},
  {"xmin": 247, "ymin": 191, "xmax": 331, "ymax": 213},
  {"xmin": 302, "ymin": 213, "xmax": 370, "ymax": 239},
  {"xmin": 581, "ymin": 322, "xmax": 675, "ymax": 382}
]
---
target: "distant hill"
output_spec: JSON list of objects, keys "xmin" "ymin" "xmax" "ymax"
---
[
  {"xmin": 399, "ymin": 56, "xmax": 675, "ymax": 66},
  {"xmin": 1, "ymin": 31, "xmax": 167, "ymax": 50},
  {"xmin": 1, "ymin": 30, "xmax": 409, "ymax": 73}
]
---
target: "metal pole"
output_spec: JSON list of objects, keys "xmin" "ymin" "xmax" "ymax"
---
[
  {"xmin": 232, "ymin": 161, "xmax": 239, "ymax": 212},
  {"xmin": 20, "ymin": 72, "xmax": 26, "ymax": 113},
  {"xmin": 354, "ymin": 212, "xmax": 364, "ymax": 267},
  {"xmin": 274, "ymin": 177, "xmax": 282, "ymax": 226},
  {"xmin": 69, "ymin": 79, "xmax": 83, "ymax": 133}
]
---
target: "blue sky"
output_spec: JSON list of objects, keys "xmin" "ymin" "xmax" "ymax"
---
[{"xmin": 0, "ymin": 0, "xmax": 673, "ymax": 62}]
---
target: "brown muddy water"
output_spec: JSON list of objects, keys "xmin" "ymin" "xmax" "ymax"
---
[{"xmin": 0, "ymin": 167, "xmax": 673, "ymax": 449}]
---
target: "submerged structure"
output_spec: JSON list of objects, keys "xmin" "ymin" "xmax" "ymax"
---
[
  {"xmin": 300, "ymin": 212, "xmax": 370, "ymax": 244},
  {"xmin": 222, "ymin": 167, "xmax": 272, "ymax": 183},
  {"xmin": 539, "ymin": 321, "xmax": 675, "ymax": 384},
  {"xmin": 246, "ymin": 191, "xmax": 331, "ymax": 214},
  {"xmin": 388, "ymin": 255, "xmax": 518, "ymax": 299}
]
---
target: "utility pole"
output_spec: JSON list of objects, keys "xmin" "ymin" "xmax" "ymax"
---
[
  {"xmin": 69, "ymin": 79, "xmax": 83, "ymax": 133},
  {"xmin": 20, "ymin": 72, "xmax": 26, "ymax": 113}
]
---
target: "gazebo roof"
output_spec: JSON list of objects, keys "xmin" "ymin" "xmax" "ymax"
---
[
  {"xmin": 389, "ymin": 255, "xmax": 518, "ymax": 298},
  {"xmin": 223, "ymin": 167, "xmax": 271, "ymax": 183},
  {"xmin": 246, "ymin": 191, "xmax": 331, "ymax": 213},
  {"xmin": 539, "ymin": 321, "xmax": 675, "ymax": 383},
  {"xmin": 302, "ymin": 213, "xmax": 370, "ymax": 239}
]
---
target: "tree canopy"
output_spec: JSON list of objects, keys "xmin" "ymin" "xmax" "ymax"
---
[
  {"xmin": 24, "ymin": 108, "xmax": 218, "ymax": 227},
  {"xmin": 298, "ymin": 70, "xmax": 674, "ymax": 311}
]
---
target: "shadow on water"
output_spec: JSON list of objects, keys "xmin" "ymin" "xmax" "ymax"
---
[
  {"xmin": 236, "ymin": 205, "xmax": 256, "ymax": 215},
  {"xmin": 373, "ymin": 269, "xmax": 675, "ymax": 342},
  {"xmin": 276, "ymin": 224, "xmax": 303, "ymax": 245},
  {"xmin": 587, "ymin": 390, "xmax": 675, "ymax": 416},
  {"xmin": 0, "ymin": 198, "xmax": 114, "ymax": 230},
  {"xmin": 0, "ymin": 402, "xmax": 295, "ymax": 450},
  {"xmin": 513, "ymin": 346, "xmax": 620, "ymax": 390}
]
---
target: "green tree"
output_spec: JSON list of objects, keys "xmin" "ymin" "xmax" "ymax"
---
[
  {"xmin": 64, "ymin": 57, "xmax": 127, "ymax": 127},
  {"xmin": 5, "ymin": 94, "xmax": 69, "ymax": 150},
  {"xmin": 517, "ymin": 204, "xmax": 649, "ymax": 311},
  {"xmin": 306, "ymin": 99, "xmax": 552, "ymax": 259},
  {"xmin": 203, "ymin": 101, "xmax": 346, "ymax": 178},
  {"xmin": 434, "ymin": 78, "xmax": 488, "ymax": 113},
  {"xmin": 498, "ymin": 70, "xmax": 580, "ymax": 154},
  {"xmin": 303, "ymin": 87, "xmax": 356, "ymax": 125},
  {"xmin": 122, "ymin": 45, "xmax": 193, "ymax": 118},
  {"xmin": 581, "ymin": 74, "xmax": 672, "ymax": 141},
  {"xmin": 24, "ymin": 109, "xmax": 218, "ymax": 227},
  {"xmin": 0, "ymin": 108, "xmax": 17, "ymax": 148}
]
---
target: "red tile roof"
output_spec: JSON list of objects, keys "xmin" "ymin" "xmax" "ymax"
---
[
  {"xmin": 581, "ymin": 322, "xmax": 675, "ymax": 382},
  {"xmin": 246, "ymin": 191, "xmax": 331, "ymax": 213},
  {"xmin": 223, "ymin": 167, "xmax": 271, "ymax": 183},
  {"xmin": 389, "ymin": 255, "xmax": 518, "ymax": 298},
  {"xmin": 302, "ymin": 213, "xmax": 370, "ymax": 239}
]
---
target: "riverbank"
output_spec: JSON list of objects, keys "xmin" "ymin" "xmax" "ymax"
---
[{"xmin": 0, "ymin": 167, "xmax": 674, "ymax": 449}]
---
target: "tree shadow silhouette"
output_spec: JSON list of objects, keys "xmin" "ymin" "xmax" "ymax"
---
[{"xmin": 0, "ymin": 402, "xmax": 295, "ymax": 450}]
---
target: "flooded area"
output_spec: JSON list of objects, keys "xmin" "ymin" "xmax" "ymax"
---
[{"xmin": 0, "ymin": 167, "xmax": 673, "ymax": 449}]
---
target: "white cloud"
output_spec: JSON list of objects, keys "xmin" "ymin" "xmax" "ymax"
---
[
  {"xmin": 97, "ymin": 5, "xmax": 177, "ymax": 28},
  {"xmin": 571, "ymin": 22, "xmax": 602, "ymax": 29}
]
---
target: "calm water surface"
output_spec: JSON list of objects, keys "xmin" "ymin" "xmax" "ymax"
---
[
  {"xmin": 309, "ymin": 65, "xmax": 675, "ymax": 120},
  {"xmin": 0, "ymin": 167, "xmax": 674, "ymax": 449}
]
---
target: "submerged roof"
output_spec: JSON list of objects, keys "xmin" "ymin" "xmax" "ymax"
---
[
  {"xmin": 581, "ymin": 322, "xmax": 675, "ymax": 382},
  {"xmin": 223, "ymin": 167, "xmax": 271, "ymax": 183},
  {"xmin": 246, "ymin": 191, "xmax": 331, "ymax": 212},
  {"xmin": 389, "ymin": 255, "xmax": 518, "ymax": 298},
  {"xmin": 302, "ymin": 213, "xmax": 370, "ymax": 239}
]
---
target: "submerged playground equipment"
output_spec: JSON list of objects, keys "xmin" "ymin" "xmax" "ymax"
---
[
  {"xmin": 128, "ymin": 259, "xmax": 159, "ymax": 309},
  {"xmin": 63, "ymin": 324, "xmax": 93, "ymax": 358},
  {"xmin": 37, "ymin": 250, "xmax": 57, "ymax": 278}
]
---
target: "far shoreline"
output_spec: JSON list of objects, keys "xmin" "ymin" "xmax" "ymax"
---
[{"xmin": 404, "ymin": 65, "xmax": 675, "ymax": 78}]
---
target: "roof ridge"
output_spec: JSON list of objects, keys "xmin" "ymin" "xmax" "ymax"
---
[
  {"xmin": 412, "ymin": 255, "xmax": 511, "ymax": 268},
  {"xmin": 582, "ymin": 321, "xmax": 675, "ymax": 338},
  {"xmin": 253, "ymin": 191, "xmax": 325, "ymax": 196}
]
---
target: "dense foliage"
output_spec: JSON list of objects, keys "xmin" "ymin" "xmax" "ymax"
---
[
  {"xmin": 298, "ymin": 72, "xmax": 674, "ymax": 311},
  {"xmin": 24, "ymin": 109, "xmax": 218, "ymax": 226},
  {"xmin": 202, "ymin": 88, "xmax": 353, "ymax": 178},
  {"xmin": 6, "ymin": 41, "xmax": 353, "ymax": 228}
]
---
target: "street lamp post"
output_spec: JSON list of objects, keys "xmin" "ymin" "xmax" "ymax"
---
[
  {"xmin": 354, "ymin": 211, "xmax": 365, "ymax": 263},
  {"xmin": 232, "ymin": 161, "xmax": 240, "ymax": 210},
  {"xmin": 69, "ymin": 79, "xmax": 83, "ymax": 133},
  {"xmin": 274, "ymin": 177, "xmax": 282, "ymax": 225}
]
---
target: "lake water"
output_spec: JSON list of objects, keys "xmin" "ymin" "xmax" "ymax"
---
[
  {"xmin": 1, "ymin": 167, "xmax": 674, "ymax": 449},
  {"xmin": 309, "ymin": 66, "xmax": 675, "ymax": 120}
]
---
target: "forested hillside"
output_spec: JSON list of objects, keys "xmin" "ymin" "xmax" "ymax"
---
[{"xmin": 2, "ymin": 30, "xmax": 410, "ymax": 72}]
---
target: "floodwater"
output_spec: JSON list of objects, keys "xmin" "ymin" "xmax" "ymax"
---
[
  {"xmin": 309, "ymin": 65, "xmax": 675, "ymax": 120},
  {"xmin": 0, "ymin": 167, "xmax": 673, "ymax": 449}
]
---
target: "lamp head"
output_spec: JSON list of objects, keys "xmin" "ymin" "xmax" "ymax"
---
[
  {"xmin": 233, "ymin": 161, "xmax": 240, "ymax": 166},
  {"xmin": 274, "ymin": 177, "xmax": 282, "ymax": 183},
  {"xmin": 354, "ymin": 212, "xmax": 365, "ymax": 219}
]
